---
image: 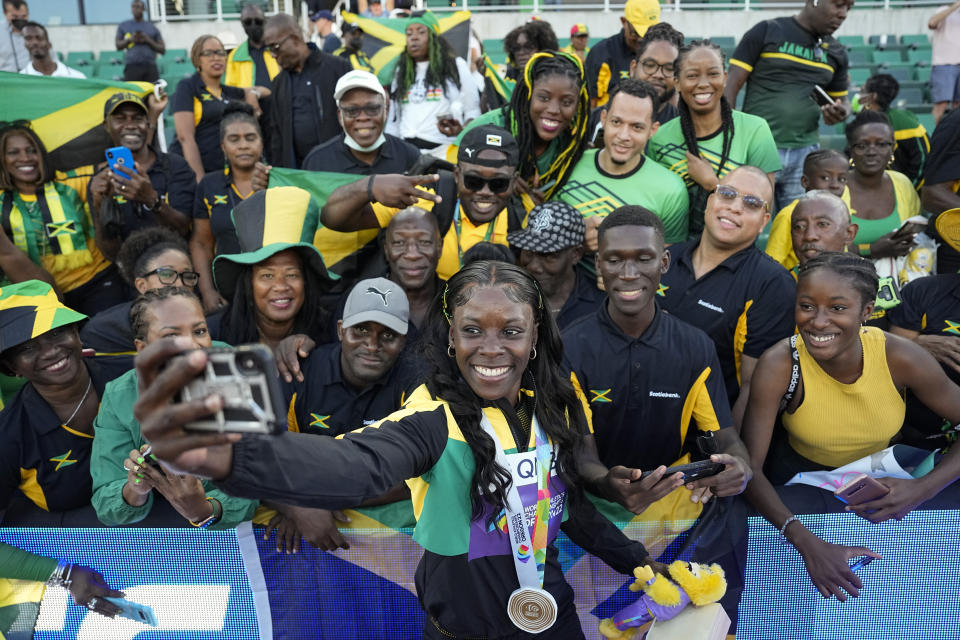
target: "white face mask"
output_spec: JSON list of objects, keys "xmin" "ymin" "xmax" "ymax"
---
[{"xmin": 343, "ymin": 131, "xmax": 386, "ymax": 153}]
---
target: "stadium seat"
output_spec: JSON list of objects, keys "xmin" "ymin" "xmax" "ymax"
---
[
  {"xmin": 914, "ymin": 66, "xmax": 932, "ymax": 83},
  {"xmin": 849, "ymin": 68, "xmax": 872, "ymax": 86},
  {"xmin": 917, "ymin": 112, "xmax": 935, "ymax": 133},
  {"xmin": 868, "ymin": 34, "xmax": 898, "ymax": 48},
  {"xmin": 65, "ymin": 51, "xmax": 95, "ymax": 68},
  {"xmin": 94, "ymin": 66, "xmax": 124, "ymax": 82},
  {"xmin": 98, "ymin": 50, "xmax": 125, "ymax": 66},
  {"xmin": 900, "ymin": 34, "xmax": 929, "ymax": 48},
  {"xmin": 166, "ymin": 48, "xmax": 188, "ymax": 64},
  {"xmin": 872, "ymin": 49, "xmax": 904, "ymax": 65},
  {"xmin": 838, "ymin": 35, "xmax": 865, "ymax": 48},
  {"xmin": 907, "ymin": 49, "xmax": 931, "ymax": 65},
  {"xmin": 847, "ymin": 48, "xmax": 872, "ymax": 66},
  {"xmin": 881, "ymin": 66, "xmax": 913, "ymax": 83},
  {"xmin": 820, "ymin": 133, "xmax": 847, "ymax": 152},
  {"xmin": 708, "ymin": 36, "xmax": 736, "ymax": 48},
  {"xmin": 894, "ymin": 87, "xmax": 924, "ymax": 107}
]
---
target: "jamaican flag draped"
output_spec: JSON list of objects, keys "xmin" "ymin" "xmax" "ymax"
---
[
  {"xmin": 339, "ymin": 11, "xmax": 472, "ymax": 86},
  {"xmin": 0, "ymin": 72, "xmax": 152, "ymax": 172}
]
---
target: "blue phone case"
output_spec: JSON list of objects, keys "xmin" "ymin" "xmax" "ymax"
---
[
  {"xmin": 105, "ymin": 146, "xmax": 137, "ymax": 179},
  {"xmin": 102, "ymin": 596, "xmax": 158, "ymax": 626}
]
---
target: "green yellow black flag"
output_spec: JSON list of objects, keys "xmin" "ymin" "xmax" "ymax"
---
[
  {"xmin": 340, "ymin": 11, "xmax": 472, "ymax": 86},
  {"xmin": 0, "ymin": 72, "xmax": 152, "ymax": 172}
]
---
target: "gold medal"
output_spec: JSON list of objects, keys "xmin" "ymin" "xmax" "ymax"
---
[{"xmin": 507, "ymin": 587, "xmax": 557, "ymax": 633}]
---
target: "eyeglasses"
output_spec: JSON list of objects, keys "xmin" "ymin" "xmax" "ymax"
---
[
  {"xmin": 639, "ymin": 58, "xmax": 675, "ymax": 76},
  {"xmin": 851, "ymin": 141, "xmax": 894, "ymax": 153},
  {"xmin": 241, "ymin": 17, "xmax": 264, "ymax": 27},
  {"xmin": 265, "ymin": 33, "xmax": 293, "ymax": 54},
  {"xmin": 199, "ymin": 49, "xmax": 228, "ymax": 58},
  {"xmin": 139, "ymin": 267, "xmax": 200, "ymax": 287},
  {"xmin": 713, "ymin": 185, "xmax": 768, "ymax": 212},
  {"xmin": 340, "ymin": 104, "xmax": 384, "ymax": 118},
  {"xmin": 461, "ymin": 173, "xmax": 512, "ymax": 194}
]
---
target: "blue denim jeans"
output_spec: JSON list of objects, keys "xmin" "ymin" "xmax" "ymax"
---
[{"xmin": 775, "ymin": 143, "xmax": 819, "ymax": 212}]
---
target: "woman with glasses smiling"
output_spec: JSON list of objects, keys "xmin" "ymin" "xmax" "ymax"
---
[
  {"xmin": 80, "ymin": 227, "xmax": 201, "ymax": 368},
  {"xmin": 843, "ymin": 110, "xmax": 921, "ymax": 261},
  {"xmin": 169, "ymin": 35, "xmax": 259, "ymax": 180}
]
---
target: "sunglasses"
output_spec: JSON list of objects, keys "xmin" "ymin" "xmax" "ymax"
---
[
  {"xmin": 713, "ymin": 185, "xmax": 768, "ymax": 212},
  {"xmin": 340, "ymin": 104, "xmax": 383, "ymax": 118},
  {"xmin": 265, "ymin": 33, "xmax": 293, "ymax": 54},
  {"xmin": 242, "ymin": 18, "xmax": 264, "ymax": 27},
  {"xmin": 461, "ymin": 173, "xmax": 512, "ymax": 194},
  {"xmin": 139, "ymin": 267, "xmax": 200, "ymax": 287}
]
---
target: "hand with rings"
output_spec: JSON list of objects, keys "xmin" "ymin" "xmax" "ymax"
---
[{"xmin": 65, "ymin": 566, "xmax": 125, "ymax": 617}]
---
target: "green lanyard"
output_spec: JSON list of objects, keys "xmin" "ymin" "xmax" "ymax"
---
[{"xmin": 452, "ymin": 200, "xmax": 496, "ymax": 266}]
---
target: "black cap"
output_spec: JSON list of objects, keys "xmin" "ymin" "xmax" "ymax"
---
[
  {"xmin": 342, "ymin": 22, "xmax": 363, "ymax": 33},
  {"xmin": 104, "ymin": 92, "xmax": 147, "ymax": 118},
  {"xmin": 507, "ymin": 202, "xmax": 585, "ymax": 253},
  {"xmin": 458, "ymin": 125, "xmax": 520, "ymax": 168}
]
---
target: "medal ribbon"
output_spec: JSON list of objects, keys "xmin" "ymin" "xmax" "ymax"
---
[{"xmin": 453, "ymin": 201, "xmax": 497, "ymax": 268}]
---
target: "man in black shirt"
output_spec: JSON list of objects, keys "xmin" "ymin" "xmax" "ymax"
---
[
  {"xmin": 303, "ymin": 70, "xmax": 421, "ymax": 174},
  {"xmin": 510, "ymin": 201, "xmax": 604, "ymax": 330},
  {"xmin": 585, "ymin": 0, "xmax": 660, "ymax": 108},
  {"xmin": 922, "ymin": 108, "xmax": 960, "ymax": 272},
  {"xmin": 659, "ymin": 166, "xmax": 795, "ymax": 425},
  {"xmin": 225, "ymin": 2, "xmax": 279, "ymax": 88},
  {"xmin": 262, "ymin": 13, "xmax": 351, "ymax": 168}
]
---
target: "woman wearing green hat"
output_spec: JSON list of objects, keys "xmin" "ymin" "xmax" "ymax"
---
[
  {"xmin": 212, "ymin": 186, "xmax": 334, "ymax": 349},
  {"xmin": 385, "ymin": 11, "xmax": 480, "ymax": 151},
  {"xmin": 0, "ymin": 280, "xmax": 118, "ymax": 520}
]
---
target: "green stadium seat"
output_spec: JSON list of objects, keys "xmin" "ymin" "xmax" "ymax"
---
[
  {"xmin": 905, "ymin": 103, "xmax": 932, "ymax": 115},
  {"xmin": 165, "ymin": 48, "xmax": 188, "ymax": 64},
  {"xmin": 820, "ymin": 133, "xmax": 847, "ymax": 152},
  {"xmin": 847, "ymin": 48, "xmax": 872, "ymax": 66},
  {"xmin": 66, "ymin": 51, "xmax": 95, "ymax": 69},
  {"xmin": 901, "ymin": 34, "xmax": 929, "ymax": 48},
  {"xmin": 708, "ymin": 36, "xmax": 735, "ymax": 48},
  {"xmin": 98, "ymin": 50, "xmax": 125, "ymax": 67},
  {"xmin": 872, "ymin": 49, "xmax": 904, "ymax": 65},
  {"xmin": 917, "ymin": 112, "xmax": 935, "ymax": 133},
  {"xmin": 894, "ymin": 87, "xmax": 924, "ymax": 107},
  {"xmin": 838, "ymin": 35, "xmax": 865, "ymax": 47},
  {"xmin": 914, "ymin": 66, "xmax": 932, "ymax": 83},
  {"xmin": 164, "ymin": 62, "xmax": 195, "ymax": 84},
  {"xmin": 94, "ymin": 66, "xmax": 124, "ymax": 81},
  {"xmin": 907, "ymin": 49, "xmax": 931, "ymax": 65},
  {"xmin": 879, "ymin": 66, "xmax": 913, "ymax": 83},
  {"xmin": 868, "ymin": 34, "xmax": 898, "ymax": 48},
  {"xmin": 849, "ymin": 68, "xmax": 871, "ymax": 86}
]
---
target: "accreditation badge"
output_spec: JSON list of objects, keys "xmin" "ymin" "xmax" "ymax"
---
[{"xmin": 507, "ymin": 586, "xmax": 558, "ymax": 633}]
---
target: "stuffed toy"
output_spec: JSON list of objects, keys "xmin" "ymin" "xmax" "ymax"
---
[{"xmin": 598, "ymin": 560, "xmax": 727, "ymax": 639}]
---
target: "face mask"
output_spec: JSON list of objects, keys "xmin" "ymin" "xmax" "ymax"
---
[
  {"xmin": 11, "ymin": 18, "xmax": 27, "ymax": 31},
  {"xmin": 343, "ymin": 132, "xmax": 386, "ymax": 153},
  {"xmin": 246, "ymin": 25, "xmax": 264, "ymax": 42}
]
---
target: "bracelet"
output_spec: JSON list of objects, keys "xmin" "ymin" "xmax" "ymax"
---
[
  {"xmin": 189, "ymin": 497, "xmax": 222, "ymax": 529},
  {"xmin": 779, "ymin": 515, "xmax": 800, "ymax": 542},
  {"xmin": 148, "ymin": 192, "xmax": 163, "ymax": 213},
  {"xmin": 366, "ymin": 175, "xmax": 375, "ymax": 202},
  {"xmin": 47, "ymin": 560, "xmax": 73, "ymax": 588}
]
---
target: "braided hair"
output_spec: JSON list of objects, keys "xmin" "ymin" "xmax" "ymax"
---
[
  {"xmin": 129, "ymin": 286, "xmax": 203, "ymax": 343},
  {"xmin": 674, "ymin": 40, "xmax": 736, "ymax": 227},
  {"xmin": 505, "ymin": 51, "xmax": 589, "ymax": 200},
  {"xmin": 392, "ymin": 27, "xmax": 461, "ymax": 104},
  {"xmin": 802, "ymin": 148, "xmax": 846, "ymax": 175},
  {"xmin": 423, "ymin": 261, "xmax": 587, "ymax": 524},
  {"xmin": 797, "ymin": 252, "xmax": 879, "ymax": 308}
]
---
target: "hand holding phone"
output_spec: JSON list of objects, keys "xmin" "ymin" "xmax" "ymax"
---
[
  {"xmin": 835, "ymin": 474, "xmax": 890, "ymax": 505},
  {"xmin": 637, "ymin": 459, "xmax": 725, "ymax": 483},
  {"xmin": 811, "ymin": 85, "xmax": 834, "ymax": 107},
  {"xmin": 102, "ymin": 597, "xmax": 158, "ymax": 626},
  {"xmin": 105, "ymin": 146, "xmax": 137, "ymax": 180}
]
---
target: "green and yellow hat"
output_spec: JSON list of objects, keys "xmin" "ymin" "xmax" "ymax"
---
[
  {"xmin": 0, "ymin": 280, "xmax": 86, "ymax": 353},
  {"xmin": 407, "ymin": 10, "xmax": 440, "ymax": 34},
  {"xmin": 212, "ymin": 186, "xmax": 335, "ymax": 299}
]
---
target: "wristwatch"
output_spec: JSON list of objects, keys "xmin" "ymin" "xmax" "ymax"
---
[
  {"xmin": 147, "ymin": 192, "xmax": 163, "ymax": 213},
  {"xmin": 189, "ymin": 497, "xmax": 222, "ymax": 529}
]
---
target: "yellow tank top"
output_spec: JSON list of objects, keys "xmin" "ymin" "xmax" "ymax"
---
[{"xmin": 783, "ymin": 326, "xmax": 904, "ymax": 468}]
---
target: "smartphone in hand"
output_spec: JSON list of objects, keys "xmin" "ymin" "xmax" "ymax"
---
[
  {"xmin": 105, "ymin": 146, "xmax": 137, "ymax": 179},
  {"xmin": 835, "ymin": 474, "xmax": 890, "ymax": 505}
]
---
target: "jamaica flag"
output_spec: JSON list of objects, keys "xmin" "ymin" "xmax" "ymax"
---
[
  {"xmin": 0, "ymin": 72, "xmax": 152, "ymax": 172},
  {"xmin": 339, "ymin": 11, "xmax": 472, "ymax": 86}
]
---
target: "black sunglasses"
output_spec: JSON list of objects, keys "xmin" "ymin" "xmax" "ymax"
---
[
  {"xmin": 242, "ymin": 18, "xmax": 265, "ymax": 26},
  {"xmin": 139, "ymin": 267, "xmax": 200, "ymax": 287},
  {"xmin": 462, "ymin": 173, "xmax": 512, "ymax": 194}
]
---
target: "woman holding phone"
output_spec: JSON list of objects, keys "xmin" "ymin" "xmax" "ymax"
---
[
  {"xmin": 133, "ymin": 261, "xmax": 663, "ymax": 639},
  {"xmin": 741, "ymin": 252, "xmax": 960, "ymax": 602}
]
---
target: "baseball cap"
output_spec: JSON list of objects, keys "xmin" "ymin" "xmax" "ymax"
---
[
  {"xmin": 507, "ymin": 202, "xmax": 585, "ymax": 254},
  {"xmin": 334, "ymin": 69, "xmax": 387, "ymax": 102},
  {"xmin": 624, "ymin": 0, "xmax": 661, "ymax": 37},
  {"xmin": 342, "ymin": 277, "xmax": 409, "ymax": 336},
  {"xmin": 342, "ymin": 22, "xmax": 364, "ymax": 34},
  {"xmin": 104, "ymin": 92, "xmax": 147, "ymax": 118},
  {"xmin": 571, "ymin": 23, "xmax": 589, "ymax": 37},
  {"xmin": 310, "ymin": 9, "xmax": 335, "ymax": 21},
  {"xmin": 457, "ymin": 125, "xmax": 520, "ymax": 168}
]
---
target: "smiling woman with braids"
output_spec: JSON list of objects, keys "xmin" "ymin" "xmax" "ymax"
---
[
  {"xmin": 385, "ymin": 11, "xmax": 481, "ymax": 150},
  {"xmin": 649, "ymin": 40, "xmax": 780, "ymax": 236},
  {"xmin": 134, "ymin": 261, "xmax": 662, "ymax": 639},
  {"xmin": 456, "ymin": 51, "xmax": 590, "ymax": 206}
]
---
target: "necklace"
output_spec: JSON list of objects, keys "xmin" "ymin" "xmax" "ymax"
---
[{"xmin": 63, "ymin": 377, "xmax": 93, "ymax": 428}]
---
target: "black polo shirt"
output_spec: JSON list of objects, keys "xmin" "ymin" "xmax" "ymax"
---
[
  {"xmin": 301, "ymin": 133, "xmax": 421, "ymax": 175},
  {"xmin": 888, "ymin": 273, "xmax": 960, "ymax": 436},
  {"xmin": 584, "ymin": 30, "xmax": 635, "ymax": 107},
  {"xmin": 91, "ymin": 149, "xmax": 196, "ymax": 241},
  {"xmin": 0, "ymin": 361, "xmax": 114, "ymax": 513},
  {"xmin": 555, "ymin": 266, "xmax": 606, "ymax": 330},
  {"xmin": 282, "ymin": 342, "xmax": 408, "ymax": 437},
  {"xmin": 659, "ymin": 241, "xmax": 796, "ymax": 403},
  {"xmin": 168, "ymin": 74, "xmax": 247, "ymax": 173},
  {"xmin": 192, "ymin": 167, "xmax": 248, "ymax": 256},
  {"xmin": 925, "ymin": 110, "xmax": 960, "ymax": 271},
  {"xmin": 562, "ymin": 302, "xmax": 732, "ymax": 471}
]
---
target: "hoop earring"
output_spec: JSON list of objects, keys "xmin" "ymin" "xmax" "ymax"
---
[
  {"xmin": 448, "ymin": 343, "xmax": 456, "ymax": 358},
  {"xmin": 529, "ymin": 347, "xmax": 537, "ymax": 360}
]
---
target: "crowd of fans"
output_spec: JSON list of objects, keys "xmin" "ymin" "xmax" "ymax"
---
[{"xmin": 2, "ymin": 0, "xmax": 960, "ymax": 634}]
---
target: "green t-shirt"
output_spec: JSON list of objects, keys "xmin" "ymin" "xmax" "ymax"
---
[
  {"xmin": 647, "ymin": 110, "xmax": 781, "ymax": 235},
  {"xmin": 553, "ymin": 149, "xmax": 691, "ymax": 243}
]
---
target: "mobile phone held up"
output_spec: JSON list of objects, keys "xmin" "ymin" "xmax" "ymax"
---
[
  {"xmin": 105, "ymin": 146, "xmax": 137, "ymax": 179},
  {"xmin": 637, "ymin": 459, "xmax": 725, "ymax": 483},
  {"xmin": 834, "ymin": 474, "xmax": 890, "ymax": 505},
  {"xmin": 811, "ymin": 85, "xmax": 834, "ymax": 108},
  {"xmin": 177, "ymin": 344, "xmax": 287, "ymax": 434},
  {"xmin": 102, "ymin": 597, "xmax": 158, "ymax": 626}
]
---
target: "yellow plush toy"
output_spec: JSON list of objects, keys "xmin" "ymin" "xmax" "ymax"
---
[{"xmin": 598, "ymin": 560, "xmax": 727, "ymax": 639}]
